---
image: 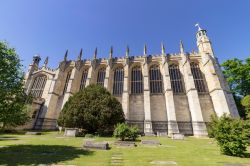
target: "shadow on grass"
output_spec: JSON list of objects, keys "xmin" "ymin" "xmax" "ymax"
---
[
  {"xmin": 0, "ymin": 145, "xmax": 94, "ymax": 165},
  {"xmin": 0, "ymin": 136, "xmax": 18, "ymax": 141}
]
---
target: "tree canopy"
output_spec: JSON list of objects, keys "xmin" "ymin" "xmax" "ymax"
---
[
  {"xmin": 221, "ymin": 58, "xmax": 250, "ymax": 97},
  {"xmin": 221, "ymin": 58, "xmax": 250, "ymax": 117},
  {"xmin": 57, "ymin": 84, "xmax": 125, "ymax": 135},
  {"xmin": 0, "ymin": 41, "xmax": 30, "ymax": 129}
]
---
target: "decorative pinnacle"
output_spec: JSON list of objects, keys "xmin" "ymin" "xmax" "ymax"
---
[
  {"xmin": 126, "ymin": 45, "xmax": 129, "ymax": 57},
  {"xmin": 195, "ymin": 23, "xmax": 202, "ymax": 31},
  {"xmin": 109, "ymin": 46, "xmax": 113, "ymax": 59},
  {"xmin": 64, "ymin": 50, "xmax": 68, "ymax": 61},
  {"xmin": 161, "ymin": 43, "xmax": 166, "ymax": 55},
  {"xmin": 180, "ymin": 40, "xmax": 184, "ymax": 54},
  {"xmin": 94, "ymin": 47, "xmax": 97, "ymax": 59},
  {"xmin": 43, "ymin": 56, "xmax": 48, "ymax": 67},
  {"xmin": 144, "ymin": 44, "xmax": 147, "ymax": 56},
  {"xmin": 78, "ymin": 48, "xmax": 83, "ymax": 61}
]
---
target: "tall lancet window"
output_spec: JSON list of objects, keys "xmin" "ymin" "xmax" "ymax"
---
[
  {"xmin": 30, "ymin": 75, "xmax": 47, "ymax": 98},
  {"xmin": 63, "ymin": 70, "xmax": 72, "ymax": 95},
  {"xmin": 80, "ymin": 69, "xmax": 88, "ymax": 90},
  {"xmin": 169, "ymin": 64, "xmax": 184, "ymax": 94},
  {"xmin": 149, "ymin": 64, "xmax": 163, "ymax": 94},
  {"xmin": 113, "ymin": 67, "xmax": 124, "ymax": 95},
  {"xmin": 97, "ymin": 67, "xmax": 106, "ymax": 86},
  {"xmin": 190, "ymin": 62, "xmax": 207, "ymax": 93},
  {"xmin": 131, "ymin": 66, "xmax": 143, "ymax": 94}
]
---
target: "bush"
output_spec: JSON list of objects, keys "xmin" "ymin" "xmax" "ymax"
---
[
  {"xmin": 209, "ymin": 114, "xmax": 250, "ymax": 157},
  {"xmin": 85, "ymin": 134, "xmax": 94, "ymax": 138},
  {"xmin": 127, "ymin": 126, "xmax": 139, "ymax": 141},
  {"xmin": 241, "ymin": 95, "xmax": 250, "ymax": 118},
  {"xmin": 113, "ymin": 123, "xmax": 139, "ymax": 141},
  {"xmin": 57, "ymin": 84, "xmax": 125, "ymax": 135}
]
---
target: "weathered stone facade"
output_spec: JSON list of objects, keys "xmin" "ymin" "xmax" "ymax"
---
[{"xmin": 24, "ymin": 26, "xmax": 239, "ymax": 136}]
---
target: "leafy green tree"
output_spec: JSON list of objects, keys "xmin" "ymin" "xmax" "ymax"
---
[
  {"xmin": 221, "ymin": 58, "xmax": 250, "ymax": 97},
  {"xmin": 221, "ymin": 58, "xmax": 250, "ymax": 117},
  {"xmin": 0, "ymin": 41, "xmax": 30, "ymax": 129},
  {"xmin": 57, "ymin": 84, "xmax": 125, "ymax": 135},
  {"xmin": 209, "ymin": 114, "xmax": 250, "ymax": 157}
]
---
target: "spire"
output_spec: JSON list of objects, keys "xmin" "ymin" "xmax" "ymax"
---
[
  {"xmin": 180, "ymin": 40, "xmax": 184, "ymax": 54},
  {"xmin": 43, "ymin": 56, "xmax": 48, "ymax": 67},
  {"xmin": 126, "ymin": 45, "xmax": 129, "ymax": 57},
  {"xmin": 161, "ymin": 43, "xmax": 166, "ymax": 55},
  {"xmin": 195, "ymin": 23, "xmax": 202, "ymax": 31},
  {"xmin": 93, "ymin": 47, "xmax": 97, "ymax": 59},
  {"xmin": 109, "ymin": 46, "xmax": 113, "ymax": 59},
  {"xmin": 64, "ymin": 50, "xmax": 68, "ymax": 61},
  {"xmin": 78, "ymin": 48, "xmax": 83, "ymax": 61},
  {"xmin": 144, "ymin": 44, "xmax": 147, "ymax": 56}
]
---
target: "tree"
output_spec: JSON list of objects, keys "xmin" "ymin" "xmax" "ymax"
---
[
  {"xmin": 57, "ymin": 84, "xmax": 125, "ymax": 135},
  {"xmin": 221, "ymin": 58, "xmax": 250, "ymax": 97},
  {"xmin": 221, "ymin": 58, "xmax": 250, "ymax": 117},
  {"xmin": 209, "ymin": 114, "xmax": 250, "ymax": 157},
  {"xmin": 0, "ymin": 41, "xmax": 30, "ymax": 129},
  {"xmin": 241, "ymin": 95, "xmax": 250, "ymax": 118}
]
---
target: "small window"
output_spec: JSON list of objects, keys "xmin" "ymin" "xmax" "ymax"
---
[
  {"xmin": 97, "ymin": 67, "xmax": 106, "ymax": 86},
  {"xmin": 131, "ymin": 66, "xmax": 143, "ymax": 94},
  {"xmin": 113, "ymin": 67, "xmax": 124, "ymax": 95},
  {"xmin": 63, "ymin": 70, "xmax": 72, "ymax": 95},
  {"xmin": 80, "ymin": 69, "xmax": 88, "ymax": 90}
]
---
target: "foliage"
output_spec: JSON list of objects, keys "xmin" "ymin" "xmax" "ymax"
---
[
  {"xmin": 221, "ymin": 58, "xmax": 250, "ymax": 97},
  {"xmin": 209, "ymin": 114, "xmax": 250, "ymax": 157},
  {"xmin": 113, "ymin": 123, "xmax": 139, "ymax": 141},
  {"xmin": 127, "ymin": 126, "xmax": 140, "ymax": 141},
  {"xmin": 241, "ymin": 95, "xmax": 250, "ymax": 118},
  {"xmin": 84, "ymin": 134, "xmax": 94, "ymax": 138},
  {"xmin": 0, "ymin": 41, "xmax": 30, "ymax": 129},
  {"xmin": 221, "ymin": 58, "xmax": 250, "ymax": 118},
  {"xmin": 57, "ymin": 84, "xmax": 125, "ymax": 135}
]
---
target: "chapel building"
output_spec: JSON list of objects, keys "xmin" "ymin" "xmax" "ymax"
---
[{"xmin": 24, "ymin": 26, "xmax": 239, "ymax": 136}]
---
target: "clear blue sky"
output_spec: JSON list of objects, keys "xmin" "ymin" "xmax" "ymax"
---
[{"xmin": 0, "ymin": 0, "xmax": 249, "ymax": 70}]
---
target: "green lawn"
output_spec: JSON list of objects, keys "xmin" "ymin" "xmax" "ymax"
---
[{"xmin": 0, "ymin": 132, "xmax": 249, "ymax": 166}]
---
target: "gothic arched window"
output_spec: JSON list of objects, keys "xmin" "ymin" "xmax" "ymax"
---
[
  {"xmin": 190, "ymin": 62, "xmax": 207, "ymax": 93},
  {"xmin": 97, "ymin": 67, "xmax": 106, "ymax": 86},
  {"xmin": 80, "ymin": 69, "xmax": 88, "ymax": 90},
  {"xmin": 131, "ymin": 66, "xmax": 143, "ymax": 94},
  {"xmin": 149, "ymin": 64, "xmax": 163, "ymax": 94},
  {"xmin": 30, "ymin": 75, "xmax": 47, "ymax": 98},
  {"xmin": 63, "ymin": 70, "xmax": 72, "ymax": 95},
  {"xmin": 169, "ymin": 64, "xmax": 184, "ymax": 94},
  {"xmin": 113, "ymin": 67, "xmax": 124, "ymax": 95}
]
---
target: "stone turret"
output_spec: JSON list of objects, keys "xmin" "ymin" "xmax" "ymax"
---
[
  {"xmin": 24, "ymin": 55, "xmax": 41, "ymax": 91},
  {"xmin": 196, "ymin": 24, "xmax": 214, "ymax": 56}
]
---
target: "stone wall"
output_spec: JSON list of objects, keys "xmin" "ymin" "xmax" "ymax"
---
[
  {"xmin": 199, "ymin": 94, "xmax": 215, "ymax": 122},
  {"xmin": 174, "ymin": 94, "xmax": 193, "ymax": 135}
]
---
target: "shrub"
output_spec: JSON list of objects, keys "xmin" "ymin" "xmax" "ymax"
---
[
  {"xmin": 57, "ymin": 84, "xmax": 125, "ymax": 135},
  {"xmin": 85, "ymin": 134, "xmax": 94, "ymax": 138},
  {"xmin": 113, "ymin": 123, "xmax": 139, "ymax": 141},
  {"xmin": 127, "ymin": 126, "xmax": 139, "ymax": 141},
  {"xmin": 242, "ymin": 95, "xmax": 250, "ymax": 118},
  {"xmin": 209, "ymin": 114, "xmax": 250, "ymax": 157}
]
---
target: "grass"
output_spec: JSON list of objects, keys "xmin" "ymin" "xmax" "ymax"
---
[{"xmin": 0, "ymin": 132, "xmax": 249, "ymax": 166}]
